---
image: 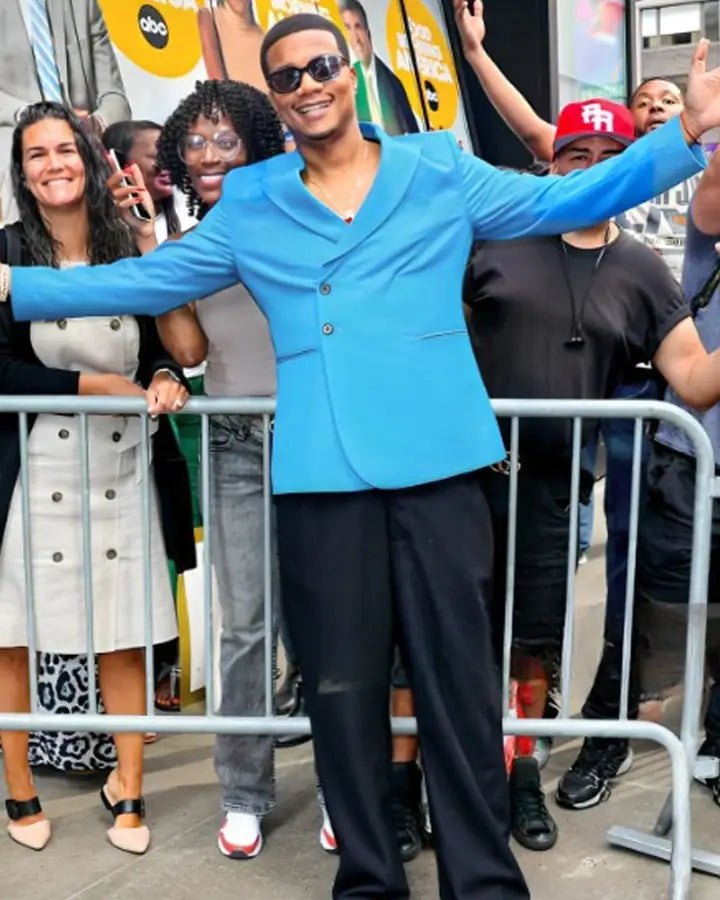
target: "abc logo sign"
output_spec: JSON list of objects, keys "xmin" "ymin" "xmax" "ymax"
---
[{"xmin": 138, "ymin": 5, "xmax": 169, "ymax": 50}]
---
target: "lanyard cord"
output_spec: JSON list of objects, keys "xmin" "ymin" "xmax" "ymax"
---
[{"xmin": 558, "ymin": 223, "xmax": 612, "ymax": 348}]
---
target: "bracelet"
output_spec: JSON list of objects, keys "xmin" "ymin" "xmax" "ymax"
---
[
  {"xmin": 680, "ymin": 111, "xmax": 701, "ymax": 145},
  {"xmin": 0, "ymin": 264, "xmax": 10, "ymax": 303}
]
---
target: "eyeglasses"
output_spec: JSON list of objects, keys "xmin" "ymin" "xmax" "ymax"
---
[
  {"xmin": 178, "ymin": 131, "xmax": 243, "ymax": 163},
  {"xmin": 266, "ymin": 54, "xmax": 348, "ymax": 94}
]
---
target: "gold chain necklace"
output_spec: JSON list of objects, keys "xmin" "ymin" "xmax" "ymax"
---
[{"xmin": 305, "ymin": 141, "xmax": 371, "ymax": 224}]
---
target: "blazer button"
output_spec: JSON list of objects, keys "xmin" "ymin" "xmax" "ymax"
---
[
  {"xmin": 52, "ymin": 552, "xmax": 63, "ymax": 563},
  {"xmin": 322, "ymin": 323, "xmax": 334, "ymax": 335},
  {"xmin": 51, "ymin": 491, "xmax": 62, "ymax": 502},
  {"xmin": 56, "ymin": 319, "xmax": 67, "ymax": 330},
  {"xmin": 105, "ymin": 489, "xmax": 116, "ymax": 500},
  {"xmin": 58, "ymin": 428, "xmax": 69, "ymax": 439},
  {"xmin": 319, "ymin": 283, "xmax": 331, "ymax": 296},
  {"xmin": 112, "ymin": 431, "xmax": 122, "ymax": 442},
  {"xmin": 110, "ymin": 318, "xmax": 121, "ymax": 331},
  {"xmin": 106, "ymin": 549, "xmax": 117, "ymax": 560}
]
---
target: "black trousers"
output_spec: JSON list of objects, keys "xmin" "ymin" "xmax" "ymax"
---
[{"xmin": 276, "ymin": 473, "xmax": 529, "ymax": 900}]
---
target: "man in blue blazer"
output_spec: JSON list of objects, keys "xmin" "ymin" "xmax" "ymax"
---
[{"xmin": 3, "ymin": 11, "xmax": 719, "ymax": 899}]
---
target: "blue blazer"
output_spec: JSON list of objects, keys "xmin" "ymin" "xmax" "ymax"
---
[{"xmin": 11, "ymin": 120, "xmax": 703, "ymax": 494}]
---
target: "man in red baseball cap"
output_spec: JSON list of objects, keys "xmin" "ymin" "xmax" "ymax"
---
[
  {"xmin": 461, "ymin": 96, "xmax": 714, "ymax": 853},
  {"xmin": 553, "ymin": 98, "xmax": 636, "ymax": 157}
]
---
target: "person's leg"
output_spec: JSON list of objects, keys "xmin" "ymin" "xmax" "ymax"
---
[
  {"xmin": 579, "ymin": 440, "xmax": 598, "ymax": 559},
  {"xmin": 209, "ymin": 417, "xmax": 276, "ymax": 854},
  {"xmin": 98, "ymin": 648, "xmax": 146, "ymax": 830},
  {"xmin": 557, "ymin": 437, "xmax": 675, "ymax": 811},
  {"xmin": 389, "ymin": 661, "xmax": 423, "ymax": 863},
  {"xmin": 389, "ymin": 473, "xmax": 529, "ymax": 900},
  {"xmin": 0, "ymin": 648, "xmax": 45, "ymax": 826},
  {"xmin": 276, "ymin": 490, "xmax": 407, "ymax": 900}
]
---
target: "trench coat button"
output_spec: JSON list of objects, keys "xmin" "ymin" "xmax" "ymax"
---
[
  {"xmin": 106, "ymin": 549, "xmax": 117, "ymax": 560},
  {"xmin": 319, "ymin": 283, "xmax": 331, "ymax": 296},
  {"xmin": 56, "ymin": 319, "xmax": 67, "ymax": 330},
  {"xmin": 112, "ymin": 431, "xmax": 122, "ymax": 443},
  {"xmin": 52, "ymin": 552, "xmax": 63, "ymax": 563},
  {"xmin": 105, "ymin": 489, "xmax": 116, "ymax": 500},
  {"xmin": 58, "ymin": 428, "xmax": 69, "ymax": 439},
  {"xmin": 322, "ymin": 323, "xmax": 334, "ymax": 335},
  {"xmin": 51, "ymin": 491, "xmax": 62, "ymax": 502},
  {"xmin": 110, "ymin": 318, "xmax": 121, "ymax": 331}
]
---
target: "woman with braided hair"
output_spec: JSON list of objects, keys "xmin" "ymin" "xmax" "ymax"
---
[{"xmin": 112, "ymin": 79, "xmax": 336, "ymax": 860}]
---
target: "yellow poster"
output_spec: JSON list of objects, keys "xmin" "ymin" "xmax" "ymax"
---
[{"xmin": 386, "ymin": 0, "xmax": 459, "ymax": 131}]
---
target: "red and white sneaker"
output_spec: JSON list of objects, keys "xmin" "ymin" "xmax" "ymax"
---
[
  {"xmin": 218, "ymin": 812, "xmax": 263, "ymax": 859},
  {"xmin": 318, "ymin": 804, "xmax": 338, "ymax": 855}
]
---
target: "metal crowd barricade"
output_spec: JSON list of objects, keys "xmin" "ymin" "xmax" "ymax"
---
[{"xmin": 0, "ymin": 395, "xmax": 717, "ymax": 900}]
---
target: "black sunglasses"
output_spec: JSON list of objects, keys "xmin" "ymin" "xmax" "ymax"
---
[{"xmin": 266, "ymin": 54, "xmax": 348, "ymax": 94}]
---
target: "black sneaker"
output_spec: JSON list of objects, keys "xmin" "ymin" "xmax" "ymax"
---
[
  {"xmin": 695, "ymin": 737, "xmax": 720, "ymax": 806},
  {"xmin": 390, "ymin": 762, "xmax": 423, "ymax": 863},
  {"xmin": 509, "ymin": 757, "xmax": 558, "ymax": 851},
  {"xmin": 556, "ymin": 738, "xmax": 633, "ymax": 810}
]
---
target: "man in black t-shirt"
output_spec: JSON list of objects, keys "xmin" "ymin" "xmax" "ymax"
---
[{"xmin": 464, "ymin": 98, "xmax": 709, "ymax": 852}]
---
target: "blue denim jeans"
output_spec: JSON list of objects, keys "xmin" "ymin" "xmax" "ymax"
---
[
  {"xmin": 579, "ymin": 443, "xmax": 598, "ymax": 554},
  {"xmin": 209, "ymin": 414, "xmax": 276, "ymax": 815}
]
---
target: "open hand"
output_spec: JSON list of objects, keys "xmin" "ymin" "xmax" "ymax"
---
[
  {"xmin": 146, "ymin": 370, "xmax": 189, "ymax": 416},
  {"xmin": 684, "ymin": 40, "xmax": 720, "ymax": 138},
  {"xmin": 454, "ymin": 0, "xmax": 485, "ymax": 57}
]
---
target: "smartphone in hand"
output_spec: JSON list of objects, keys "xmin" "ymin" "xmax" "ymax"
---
[{"xmin": 106, "ymin": 148, "xmax": 153, "ymax": 222}]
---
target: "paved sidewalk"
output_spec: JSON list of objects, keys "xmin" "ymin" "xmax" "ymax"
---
[
  {"xmin": 2, "ymin": 733, "xmax": 720, "ymax": 900},
  {"xmin": 2, "ymin": 495, "xmax": 720, "ymax": 899}
]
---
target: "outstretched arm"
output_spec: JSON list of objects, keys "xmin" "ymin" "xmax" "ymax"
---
[
  {"xmin": 8, "ymin": 199, "xmax": 239, "ymax": 322},
  {"xmin": 454, "ymin": 0, "xmax": 555, "ymax": 163},
  {"xmin": 458, "ymin": 115, "xmax": 704, "ymax": 240}
]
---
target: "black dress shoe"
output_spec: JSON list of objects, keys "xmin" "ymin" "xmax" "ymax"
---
[
  {"xmin": 510, "ymin": 757, "xmax": 558, "ymax": 851},
  {"xmin": 390, "ymin": 762, "xmax": 423, "ymax": 863},
  {"xmin": 275, "ymin": 663, "xmax": 301, "ymax": 717},
  {"xmin": 274, "ymin": 676, "xmax": 312, "ymax": 749}
]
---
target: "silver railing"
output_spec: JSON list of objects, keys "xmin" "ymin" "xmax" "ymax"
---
[{"xmin": 0, "ymin": 395, "xmax": 717, "ymax": 900}]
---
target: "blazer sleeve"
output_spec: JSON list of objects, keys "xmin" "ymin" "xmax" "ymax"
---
[
  {"xmin": 456, "ymin": 116, "xmax": 705, "ymax": 240},
  {"xmin": 10, "ymin": 198, "xmax": 239, "ymax": 322},
  {"xmin": 86, "ymin": 0, "xmax": 131, "ymax": 125}
]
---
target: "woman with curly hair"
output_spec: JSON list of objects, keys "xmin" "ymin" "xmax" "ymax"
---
[
  {"xmin": 0, "ymin": 103, "xmax": 194, "ymax": 854},
  {"xmin": 118, "ymin": 79, "xmax": 335, "ymax": 860}
]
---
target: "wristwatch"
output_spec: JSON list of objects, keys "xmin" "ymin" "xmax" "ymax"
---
[{"xmin": 153, "ymin": 367, "xmax": 183, "ymax": 384}]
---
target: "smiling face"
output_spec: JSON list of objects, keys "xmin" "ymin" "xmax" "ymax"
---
[
  {"xmin": 630, "ymin": 79, "xmax": 683, "ymax": 135},
  {"xmin": 266, "ymin": 29, "xmax": 357, "ymax": 144},
  {"xmin": 184, "ymin": 113, "xmax": 247, "ymax": 209},
  {"xmin": 130, "ymin": 127, "xmax": 172, "ymax": 202},
  {"xmin": 21, "ymin": 117, "xmax": 86, "ymax": 214}
]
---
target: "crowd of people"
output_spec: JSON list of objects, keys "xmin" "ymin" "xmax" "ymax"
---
[{"xmin": 1, "ymin": 4, "xmax": 720, "ymax": 899}]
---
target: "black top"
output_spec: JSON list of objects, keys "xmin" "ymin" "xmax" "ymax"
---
[
  {"xmin": 0, "ymin": 225, "xmax": 196, "ymax": 572},
  {"xmin": 463, "ymin": 231, "xmax": 690, "ymax": 461}
]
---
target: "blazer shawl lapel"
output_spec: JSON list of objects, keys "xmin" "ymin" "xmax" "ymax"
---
[
  {"xmin": 261, "ymin": 124, "xmax": 422, "ymax": 263},
  {"xmin": 324, "ymin": 123, "xmax": 421, "ymax": 265}
]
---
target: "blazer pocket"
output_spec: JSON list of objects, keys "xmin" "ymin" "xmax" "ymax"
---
[
  {"xmin": 276, "ymin": 347, "xmax": 315, "ymax": 363},
  {"xmin": 414, "ymin": 329, "xmax": 466, "ymax": 341}
]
